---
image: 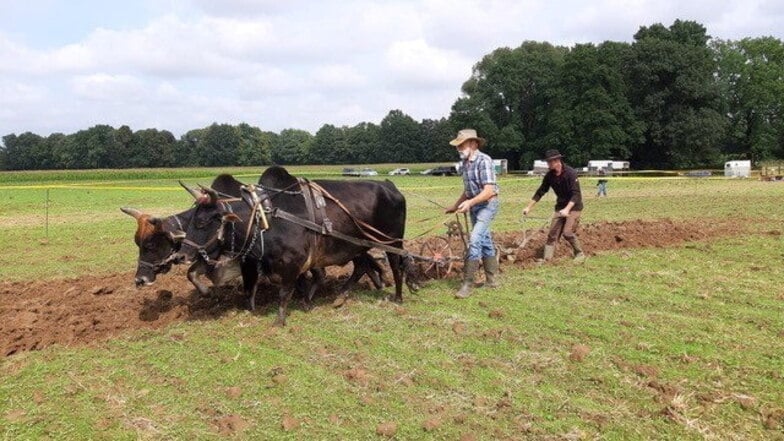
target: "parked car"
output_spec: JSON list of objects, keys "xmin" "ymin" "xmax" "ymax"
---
[
  {"xmin": 359, "ymin": 168, "xmax": 378, "ymax": 176},
  {"xmin": 342, "ymin": 168, "xmax": 359, "ymax": 177},
  {"xmin": 684, "ymin": 170, "xmax": 711, "ymax": 178},
  {"xmin": 423, "ymin": 165, "xmax": 459, "ymax": 176},
  {"xmin": 388, "ymin": 168, "xmax": 411, "ymax": 176},
  {"xmin": 420, "ymin": 168, "xmax": 433, "ymax": 175}
]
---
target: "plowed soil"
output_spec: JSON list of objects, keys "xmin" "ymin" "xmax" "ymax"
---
[{"xmin": 0, "ymin": 218, "xmax": 755, "ymax": 357}]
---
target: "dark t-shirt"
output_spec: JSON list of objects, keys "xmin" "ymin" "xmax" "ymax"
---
[{"xmin": 532, "ymin": 164, "xmax": 584, "ymax": 211}]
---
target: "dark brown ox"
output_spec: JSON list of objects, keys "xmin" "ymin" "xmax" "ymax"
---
[
  {"xmin": 173, "ymin": 166, "xmax": 410, "ymax": 326},
  {"xmin": 123, "ymin": 174, "xmax": 385, "ymax": 306}
]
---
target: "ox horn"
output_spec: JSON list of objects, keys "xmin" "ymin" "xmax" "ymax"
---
[
  {"xmin": 179, "ymin": 180, "xmax": 202, "ymax": 200},
  {"xmin": 120, "ymin": 207, "xmax": 143, "ymax": 219},
  {"xmin": 198, "ymin": 184, "xmax": 219, "ymax": 205}
]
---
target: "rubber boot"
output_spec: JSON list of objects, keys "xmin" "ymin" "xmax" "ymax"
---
[
  {"xmin": 566, "ymin": 236, "xmax": 586, "ymax": 263},
  {"xmin": 455, "ymin": 259, "xmax": 480, "ymax": 299},
  {"xmin": 482, "ymin": 256, "xmax": 499, "ymax": 288},
  {"xmin": 536, "ymin": 244, "xmax": 555, "ymax": 264}
]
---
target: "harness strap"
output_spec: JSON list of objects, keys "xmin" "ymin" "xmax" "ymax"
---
[
  {"xmin": 271, "ymin": 208, "xmax": 409, "ymax": 258},
  {"xmin": 307, "ymin": 181, "xmax": 399, "ymax": 245}
]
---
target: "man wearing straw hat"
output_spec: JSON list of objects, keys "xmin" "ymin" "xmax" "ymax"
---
[
  {"xmin": 445, "ymin": 129, "xmax": 500, "ymax": 299},
  {"xmin": 522, "ymin": 149, "xmax": 585, "ymax": 262}
]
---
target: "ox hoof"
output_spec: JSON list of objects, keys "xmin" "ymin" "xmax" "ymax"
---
[
  {"xmin": 332, "ymin": 294, "xmax": 348, "ymax": 308},
  {"xmin": 385, "ymin": 295, "xmax": 403, "ymax": 304}
]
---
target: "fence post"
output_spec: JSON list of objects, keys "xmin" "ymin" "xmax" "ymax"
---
[{"xmin": 45, "ymin": 188, "xmax": 49, "ymax": 239}]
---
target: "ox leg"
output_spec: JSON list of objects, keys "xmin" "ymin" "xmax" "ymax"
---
[
  {"xmin": 275, "ymin": 286, "xmax": 295, "ymax": 327},
  {"xmin": 332, "ymin": 261, "xmax": 366, "ymax": 308},
  {"xmin": 386, "ymin": 251, "xmax": 405, "ymax": 303},
  {"xmin": 364, "ymin": 254, "xmax": 385, "ymax": 290},
  {"xmin": 187, "ymin": 262, "xmax": 211, "ymax": 296},
  {"xmin": 402, "ymin": 255, "xmax": 421, "ymax": 293},
  {"xmin": 302, "ymin": 268, "xmax": 325, "ymax": 311},
  {"xmin": 241, "ymin": 260, "xmax": 260, "ymax": 311}
]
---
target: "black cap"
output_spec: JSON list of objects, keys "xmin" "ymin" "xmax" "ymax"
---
[{"xmin": 543, "ymin": 149, "xmax": 564, "ymax": 161}]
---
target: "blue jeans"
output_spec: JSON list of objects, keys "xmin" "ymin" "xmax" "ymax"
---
[{"xmin": 467, "ymin": 198, "xmax": 499, "ymax": 261}]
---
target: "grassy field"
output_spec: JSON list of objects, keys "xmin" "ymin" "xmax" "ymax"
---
[
  {"xmin": 1, "ymin": 166, "xmax": 783, "ymax": 439},
  {"xmin": 1, "ymin": 165, "xmax": 782, "ymax": 281}
]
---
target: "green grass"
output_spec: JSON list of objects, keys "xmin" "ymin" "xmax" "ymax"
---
[
  {"xmin": 1, "ymin": 166, "xmax": 782, "ymax": 281},
  {"xmin": 2, "ymin": 235, "xmax": 782, "ymax": 439},
  {"xmin": 1, "ymin": 166, "xmax": 784, "ymax": 438}
]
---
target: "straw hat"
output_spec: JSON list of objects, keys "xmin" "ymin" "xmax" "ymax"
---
[{"xmin": 449, "ymin": 129, "xmax": 486, "ymax": 148}]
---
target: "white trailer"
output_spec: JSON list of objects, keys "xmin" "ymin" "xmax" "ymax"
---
[
  {"xmin": 724, "ymin": 160, "xmax": 751, "ymax": 178},
  {"xmin": 588, "ymin": 160, "xmax": 630, "ymax": 171},
  {"xmin": 528, "ymin": 160, "xmax": 548, "ymax": 175}
]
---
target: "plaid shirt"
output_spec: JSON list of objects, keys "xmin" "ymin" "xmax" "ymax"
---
[{"xmin": 461, "ymin": 151, "xmax": 498, "ymax": 198}]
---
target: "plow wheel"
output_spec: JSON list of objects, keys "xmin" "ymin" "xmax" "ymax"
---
[{"xmin": 418, "ymin": 237, "xmax": 455, "ymax": 279}]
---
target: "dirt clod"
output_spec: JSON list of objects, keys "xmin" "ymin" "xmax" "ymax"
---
[
  {"xmin": 214, "ymin": 415, "xmax": 248, "ymax": 436},
  {"xmin": 376, "ymin": 421, "xmax": 397, "ymax": 437},
  {"xmin": 281, "ymin": 415, "xmax": 300, "ymax": 431},
  {"xmin": 569, "ymin": 344, "xmax": 591, "ymax": 362},
  {"xmin": 422, "ymin": 417, "xmax": 442, "ymax": 431}
]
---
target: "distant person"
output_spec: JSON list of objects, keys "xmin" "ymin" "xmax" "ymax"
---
[
  {"xmin": 597, "ymin": 169, "xmax": 608, "ymax": 197},
  {"xmin": 445, "ymin": 129, "xmax": 499, "ymax": 299},
  {"xmin": 522, "ymin": 149, "xmax": 585, "ymax": 263}
]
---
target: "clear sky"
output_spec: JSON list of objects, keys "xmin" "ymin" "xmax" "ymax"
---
[{"xmin": 1, "ymin": 0, "xmax": 782, "ymax": 138}]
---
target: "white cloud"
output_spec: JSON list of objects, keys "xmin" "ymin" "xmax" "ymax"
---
[
  {"xmin": 70, "ymin": 74, "xmax": 147, "ymax": 102},
  {"xmin": 311, "ymin": 64, "xmax": 368, "ymax": 90},
  {"xmin": 1, "ymin": 0, "xmax": 783, "ymax": 138},
  {"xmin": 385, "ymin": 39, "xmax": 473, "ymax": 89}
]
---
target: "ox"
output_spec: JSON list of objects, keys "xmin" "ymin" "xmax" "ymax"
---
[
  {"xmin": 122, "ymin": 174, "xmax": 385, "ymax": 306},
  {"xmin": 174, "ymin": 166, "xmax": 409, "ymax": 326}
]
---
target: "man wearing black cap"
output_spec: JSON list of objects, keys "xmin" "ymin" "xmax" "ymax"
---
[{"xmin": 522, "ymin": 149, "xmax": 585, "ymax": 262}]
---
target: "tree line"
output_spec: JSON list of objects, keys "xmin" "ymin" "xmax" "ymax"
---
[{"xmin": 1, "ymin": 20, "xmax": 782, "ymax": 171}]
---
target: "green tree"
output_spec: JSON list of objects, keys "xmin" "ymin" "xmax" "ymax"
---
[
  {"xmin": 192, "ymin": 123, "xmax": 240, "ymax": 166},
  {"xmin": 628, "ymin": 20, "xmax": 726, "ymax": 168},
  {"xmin": 127, "ymin": 129, "xmax": 178, "ymax": 167},
  {"xmin": 346, "ymin": 122, "xmax": 380, "ymax": 163},
  {"xmin": 271, "ymin": 129, "xmax": 313, "ymax": 165},
  {"xmin": 420, "ymin": 118, "xmax": 456, "ymax": 162},
  {"xmin": 309, "ymin": 124, "xmax": 349, "ymax": 164},
  {"xmin": 378, "ymin": 110, "xmax": 423, "ymax": 163},
  {"xmin": 1, "ymin": 132, "xmax": 46, "ymax": 170},
  {"xmin": 547, "ymin": 42, "xmax": 642, "ymax": 167},
  {"xmin": 236, "ymin": 123, "xmax": 273, "ymax": 166},
  {"xmin": 713, "ymin": 37, "xmax": 784, "ymax": 162},
  {"xmin": 451, "ymin": 41, "xmax": 567, "ymax": 168}
]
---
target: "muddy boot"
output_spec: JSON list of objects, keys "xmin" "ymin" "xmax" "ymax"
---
[
  {"xmin": 566, "ymin": 236, "xmax": 586, "ymax": 263},
  {"xmin": 536, "ymin": 244, "xmax": 555, "ymax": 264},
  {"xmin": 482, "ymin": 256, "xmax": 499, "ymax": 288},
  {"xmin": 455, "ymin": 259, "xmax": 480, "ymax": 299}
]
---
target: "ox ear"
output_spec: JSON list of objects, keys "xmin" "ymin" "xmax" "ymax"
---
[
  {"xmin": 179, "ymin": 180, "xmax": 202, "ymax": 200},
  {"xmin": 223, "ymin": 213, "xmax": 241, "ymax": 224},
  {"xmin": 168, "ymin": 230, "xmax": 186, "ymax": 242},
  {"xmin": 120, "ymin": 207, "xmax": 143, "ymax": 219}
]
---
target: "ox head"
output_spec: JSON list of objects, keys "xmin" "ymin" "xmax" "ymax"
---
[
  {"xmin": 121, "ymin": 207, "xmax": 188, "ymax": 287},
  {"xmin": 172, "ymin": 185, "xmax": 241, "ymax": 265}
]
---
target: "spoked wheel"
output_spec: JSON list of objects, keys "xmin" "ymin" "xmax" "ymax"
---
[{"xmin": 418, "ymin": 237, "xmax": 455, "ymax": 279}]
